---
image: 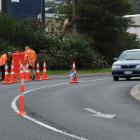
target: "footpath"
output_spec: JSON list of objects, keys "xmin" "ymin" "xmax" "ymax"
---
[{"xmin": 130, "ymin": 84, "xmax": 140, "ymax": 101}]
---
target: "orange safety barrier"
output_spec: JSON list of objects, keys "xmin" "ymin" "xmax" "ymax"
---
[{"xmin": 12, "ymin": 52, "xmax": 25, "ymax": 80}]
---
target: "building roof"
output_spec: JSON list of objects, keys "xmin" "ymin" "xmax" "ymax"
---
[{"xmin": 125, "ymin": 14, "xmax": 140, "ymax": 26}]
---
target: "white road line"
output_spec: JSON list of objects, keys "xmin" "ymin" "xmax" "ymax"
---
[
  {"xmin": 11, "ymin": 78, "xmax": 111, "ymax": 140},
  {"xmin": 11, "ymin": 82, "xmax": 88, "ymax": 140},
  {"xmin": 84, "ymin": 108, "xmax": 116, "ymax": 119}
]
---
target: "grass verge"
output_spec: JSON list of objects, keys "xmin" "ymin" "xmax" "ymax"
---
[{"xmin": 48, "ymin": 67, "xmax": 111, "ymax": 75}]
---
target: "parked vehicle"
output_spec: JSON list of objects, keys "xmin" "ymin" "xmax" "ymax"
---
[{"xmin": 112, "ymin": 49, "xmax": 140, "ymax": 81}]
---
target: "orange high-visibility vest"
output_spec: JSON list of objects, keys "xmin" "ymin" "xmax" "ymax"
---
[
  {"xmin": 0, "ymin": 54, "xmax": 8, "ymax": 66},
  {"xmin": 24, "ymin": 49, "xmax": 37, "ymax": 68}
]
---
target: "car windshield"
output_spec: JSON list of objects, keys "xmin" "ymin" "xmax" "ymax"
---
[{"xmin": 118, "ymin": 51, "xmax": 140, "ymax": 60}]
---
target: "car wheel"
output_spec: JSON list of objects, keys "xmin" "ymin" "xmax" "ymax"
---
[
  {"xmin": 113, "ymin": 76, "xmax": 119, "ymax": 81},
  {"xmin": 126, "ymin": 77, "xmax": 130, "ymax": 80}
]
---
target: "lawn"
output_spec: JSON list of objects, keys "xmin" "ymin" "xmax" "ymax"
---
[{"xmin": 48, "ymin": 68, "xmax": 111, "ymax": 75}]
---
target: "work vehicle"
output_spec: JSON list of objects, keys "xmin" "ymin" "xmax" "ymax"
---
[{"xmin": 112, "ymin": 49, "xmax": 140, "ymax": 81}]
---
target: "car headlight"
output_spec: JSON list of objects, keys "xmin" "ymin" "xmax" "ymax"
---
[
  {"xmin": 136, "ymin": 65, "xmax": 140, "ymax": 69},
  {"xmin": 112, "ymin": 65, "xmax": 121, "ymax": 70}
]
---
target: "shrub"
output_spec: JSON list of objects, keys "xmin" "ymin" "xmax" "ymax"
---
[
  {"xmin": 37, "ymin": 33, "xmax": 108, "ymax": 69},
  {"xmin": 0, "ymin": 39, "xmax": 18, "ymax": 55},
  {"xmin": 0, "ymin": 14, "xmax": 108, "ymax": 69}
]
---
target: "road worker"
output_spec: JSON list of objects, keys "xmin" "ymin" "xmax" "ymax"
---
[
  {"xmin": 0, "ymin": 52, "xmax": 12, "ymax": 81},
  {"xmin": 24, "ymin": 46, "xmax": 37, "ymax": 80}
]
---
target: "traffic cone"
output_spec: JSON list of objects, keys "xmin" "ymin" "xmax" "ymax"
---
[
  {"xmin": 2, "ymin": 64, "xmax": 12, "ymax": 84},
  {"xmin": 10, "ymin": 61, "xmax": 17, "ymax": 83},
  {"xmin": 73, "ymin": 62, "xmax": 76, "ymax": 72},
  {"xmin": 20, "ymin": 63, "xmax": 24, "ymax": 80},
  {"xmin": 19, "ymin": 64, "xmax": 26, "ymax": 116},
  {"xmin": 42, "ymin": 61, "xmax": 49, "ymax": 80},
  {"xmin": 70, "ymin": 62, "xmax": 79, "ymax": 84},
  {"xmin": 35, "ymin": 62, "xmax": 41, "ymax": 81},
  {"xmin": 25, "ymin": 63, "xmax": 31, "ymax": 82}
]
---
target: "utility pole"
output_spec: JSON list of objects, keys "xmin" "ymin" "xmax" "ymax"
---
[
  {"xmin": 1, "ymin": 0, "xmax": 7, "ymax": 13},
  {"xmin": 72, "ymin": 0, "xmax": 76, "ymax": 34},
  {"xmin": 0, "ymin": 0, "xmax": 2, "ymax": 12},
  {"xmin": 41, "ymin": 0, "xmax": 45, "ymax": 27}
]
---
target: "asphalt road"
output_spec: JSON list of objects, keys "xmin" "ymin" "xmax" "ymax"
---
[{"xmin": 1, "ymin": 76, "xmax": 140, "ymax": 140}]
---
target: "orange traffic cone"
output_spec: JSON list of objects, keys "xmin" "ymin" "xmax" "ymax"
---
[
  {"xmin": 70, "ymin": 62, "xmax": 79, "ymax": 84},
  {"xmin": 42, "ymin": 61, "xmax": 49, "ymax": 80},
  {"xmin": 2, "ymin": 64, "xmax": 12, "ymax": 84},
  {"xmin": 35, "ymin": 62, "xmax": 41, "ymax": 81},
  {"xmin": 25, "ymin": 63, "xmax": 31, "ymax": 82},
  {"xmin": 10, "ymin": 61, "xmax": 17, "ymax": 83},
  {"xmin": 19, "ymin": 64, "xmax": 26, "ymax": 116},
  {"xmin": 20, "ymin": 64, "xmax": 24, "ymax": 80}
]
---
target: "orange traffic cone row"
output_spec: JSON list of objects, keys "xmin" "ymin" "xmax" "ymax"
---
[
  {"xmin": 19, "ymin": 64, "xmax": 26, "ymax": 116},
  {"xmin": 42, "ymin": 61, "xmax": 49, "ymax": 80},
  {"xmin": 35, "ymin": 62, "xmax": 41, "ymax": 81},
  {"xmin": 10, "ymin": 61, "xmax": 17, "ymax": 83},
  {"xmin": 70, "ymin": 62, "xmax": 79, "ymax": 84},
  {"xmin": 25, "ymin": 63, "xmax": 31, "ymax": 82},
  {"xmin": 2, "ymin": 64, "xmax": 12, "ymax": 84}
]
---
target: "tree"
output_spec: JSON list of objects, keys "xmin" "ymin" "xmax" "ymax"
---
[
  {"xmin": 0, "ymin": 13, "xmax": 34, "ymax": 47},
  {"xmin": 59, "ymin": 0, "xmax": 136, "ymax": 63},
  {"xmin": 76, "ymin": 0, "xmax": 132, "ymax": 62},
  {"xmin": 129, "ymin": 0, "xmax": 140, "ymax": 14}
]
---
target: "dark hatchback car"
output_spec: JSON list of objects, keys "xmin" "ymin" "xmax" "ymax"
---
[{"xmin": 112, "ymin": 49, "xmax": 140, "ymax": 81}]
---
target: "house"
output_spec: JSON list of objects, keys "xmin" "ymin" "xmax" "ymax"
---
[
  {"xmin": 125, "ymin": 14, "xmax": 140, "ymax": 39},
  {"xmin": 1, "ymin": 0, "xmax": 44, "ymax": 20}
]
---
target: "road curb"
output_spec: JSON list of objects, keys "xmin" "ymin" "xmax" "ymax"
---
[{"xmin": 130, "ymin": 84, "xmax": 140, "ymax": 101}]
